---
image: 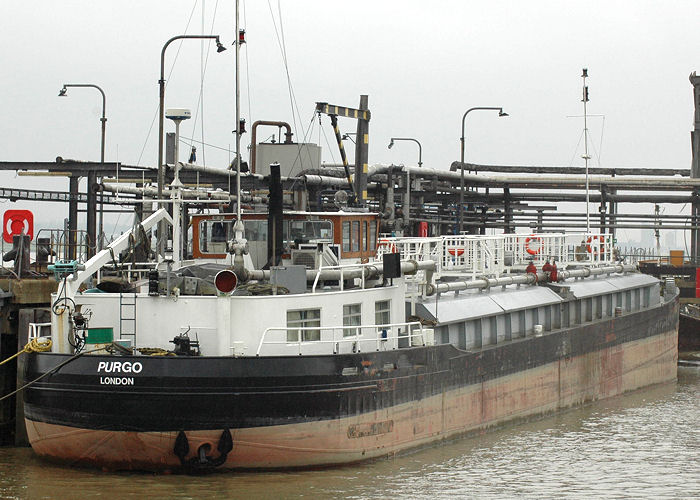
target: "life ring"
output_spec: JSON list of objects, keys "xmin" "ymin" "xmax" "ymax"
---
[
  {"xmin": 447, "ymin": 247, "xmax": 465, "ymax": 257},
  {"xmin": 524, "ymin": 236, "xmax": 542, "ymax": 255},
  {"xmin": 586, "ymin": 235, "xmax": 604, "ymax": 254},
  {"xmin": 379, "ymin": 239, "xmax": 397, "ymax": 253}
]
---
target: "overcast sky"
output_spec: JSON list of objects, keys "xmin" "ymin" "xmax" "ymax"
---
[{"xmin": 1, "ymin": 1, "xmax": 698, "ymax": 243}]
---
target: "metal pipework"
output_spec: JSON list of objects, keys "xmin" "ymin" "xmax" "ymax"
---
[
  {"xmin": 247, "ymin": 259, "xmax": 436, "ymax": 283},
  {"xmin": 100, "ymin": 182, "xmax": 267, "ymax": 204},
  {"xmin": 249, "ymin": 120, "xmax": 293, "ymax": 174},
  {"xmin": 425, "ymin": 264, "xmax": 636, "ymax": 296}
]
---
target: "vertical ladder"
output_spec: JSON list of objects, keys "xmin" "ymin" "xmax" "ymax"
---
[{"xmin": 119, "ymin": 292, "xmax": 137, "ymax": 347}]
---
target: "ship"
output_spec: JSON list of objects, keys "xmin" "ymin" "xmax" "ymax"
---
[{"xmin": 19, "ymin": 168, "xmax": 678, "ymax": 471}]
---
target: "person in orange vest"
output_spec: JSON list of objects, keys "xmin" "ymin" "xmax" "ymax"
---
[{"xmin": 525, "ymin": 260, "xmax": 537, "ymax": 275}]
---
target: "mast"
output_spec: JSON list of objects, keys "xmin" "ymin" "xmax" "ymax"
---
[
  {"xmin": 582, "ymin": 68, "xmax": 591, "ymax": 233},
  {"xmin": 233, "ymin": 0, "xmax": 244, "ymax": 240}
]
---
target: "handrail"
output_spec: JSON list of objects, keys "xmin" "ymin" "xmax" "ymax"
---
[
  {"xmin": 311, "ymin": 261, "xmax": 377, "ymax": 293},
  {"xmin": 28, "ymin": 322, "xmax": 51, "ymax": 341},
  {"xmin": 255, "ymin": 320, "xmax": 425, "ymax": 356},
  {"xmin": 377, "ymin": 232, "xmax": 616, "ymax": 279}
]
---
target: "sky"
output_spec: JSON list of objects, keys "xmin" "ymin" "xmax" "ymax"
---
[{"xmin": 1, "ymin": 1, "xmax": 698, "ymax": 246}]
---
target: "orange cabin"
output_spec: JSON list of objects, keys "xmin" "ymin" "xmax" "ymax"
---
[{"xmin": 190, "ymin": 212, "xmax": 380, "ymax": 264}]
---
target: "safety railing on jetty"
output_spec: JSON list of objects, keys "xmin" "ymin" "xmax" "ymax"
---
[
  {"xmin": 377, "ymin": 232, "xmax": 615, "ymax": 278},
  {"xmin": 0, "ymin": 228, "xmax": 89, "ymax": 274},
  {"xmin": 255, "ymin": 321, "xmax": 427, "ymax": 356}
]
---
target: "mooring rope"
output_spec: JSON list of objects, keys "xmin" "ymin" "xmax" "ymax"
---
[
  {"xmin": 0, "ymin": 344, "xmax": 110, "ymax": 403},
  {"xmin": 0, "ymin": 337, "xmax": 53, "ymax": 368}
]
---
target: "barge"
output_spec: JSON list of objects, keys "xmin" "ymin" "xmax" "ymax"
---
[{"xmin": 20, "ymin": 204, "xmax": 678, "ymax": 471}]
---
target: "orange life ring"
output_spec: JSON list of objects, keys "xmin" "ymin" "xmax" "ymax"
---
[
  {"xmin": 379, "ymin": 239, "xmax": 397, "ymax": 253},
  {"xmin": 525, "ymin": 236, "xmax": 542, "ymax": 255},
  {"xmin": 586, "ymin": 235, "xmax": 604, "ymax": 254},
  {"xmin": 447, "ymin": 247, "xmax": 465, "ymax": 257}
]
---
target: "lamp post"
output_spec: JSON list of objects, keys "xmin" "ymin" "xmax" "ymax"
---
[
  {"xmin": 459, "ymin": 107, "xmax": 508, "ymax": 233},
  {"xmin": 156, "ymin": 34, "xmax": 226, "ymax": 256},
  {"xmin": 388, "ymin": 137, "xmax": 422, "ymax": 233},
  {"xmin": 59, "ymin": 83, "xmax": 106, "ymax": 256}
]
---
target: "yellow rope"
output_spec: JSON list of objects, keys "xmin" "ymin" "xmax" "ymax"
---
[{"xmin": 0, "ymin": 337, "xmax": 53, "ymax": 367}]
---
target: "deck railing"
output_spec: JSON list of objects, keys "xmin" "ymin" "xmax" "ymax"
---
[
  {"xmin": 376, "ymin": 232, "xmax": 615, "ymax": 278},
  {"xmin": 255, "ymin": 321, "xmax": 426, "ymax": 356}
]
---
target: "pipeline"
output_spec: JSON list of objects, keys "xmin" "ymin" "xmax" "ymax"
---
[
  {"xmin": 100, "ymin": 182, "xmax": 266, "ymax": 204},
  {"xmin": 250, "ymin": 120, "xmax": 293, "ymax": 174},
  {"xmin": 425, "ymin": 264, "xmax": 637, "ymax": 296},
  {"xmin": 247, "ymin": 259, "xmax": 436, "ymax": 283}
]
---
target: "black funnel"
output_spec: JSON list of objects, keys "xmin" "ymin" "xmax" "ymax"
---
[{"xmin": 266, "ymin": 163, "xmax": 284, "ymax": 268}]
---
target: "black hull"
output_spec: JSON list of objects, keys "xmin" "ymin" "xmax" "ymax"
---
[{"xmin": 679, "ymin": 312, "xmax": 700, "ymax": 351}]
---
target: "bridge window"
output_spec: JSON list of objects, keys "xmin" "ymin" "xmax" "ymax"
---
[
  {"xmin": 287, "ymin": 309, "xmax": 321, "ymax": 342},
  {"xmin": 363, "ymin": 221, "xmax": 368, "ymax": 251},
  {"xmin": 375, "ymin": 300, "xmax": 390, "ymax": 325},
  {"xmin": 342, "ymin": 222, "xmax": 350, "ymax": 253},
  {"xmin": 352, "ymin": 221, "xmax": 360, "ymax": 252},
  {"xmin": 343, "ymin": 303, "xmax": 362, "ymax": 337}
]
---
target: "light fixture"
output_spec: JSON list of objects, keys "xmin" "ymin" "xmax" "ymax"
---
[
  {"xmin": 217, "ymin": 41, "xmax": 227, "ymax": 53},
  {"xmin": 58, "ymin": 87, "xmax": 67, "ymax": 97},
  {"xmin": 387, "ymin": 139, "xmax": 394, "ymax": 149},
  {"xmin": 499, "ymin": 110, "xmax": 509, "ymax": 117}
]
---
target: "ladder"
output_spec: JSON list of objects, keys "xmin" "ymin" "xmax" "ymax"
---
[{"xmin": 119, "ymin": 292, "xmax": 137, "ymax": 347}]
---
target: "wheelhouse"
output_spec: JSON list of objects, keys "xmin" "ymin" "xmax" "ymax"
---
[{"xmin": 191, "ymin": 211, "xmax": 380, "ymax": 267}]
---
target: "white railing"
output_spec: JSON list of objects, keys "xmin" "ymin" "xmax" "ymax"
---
[
  {"xmin": 255, "ymin": 321, "xmax": 425, "ymax": 356},
  {"xmin": 311, "ymin": 261, "xmax": 378, "ymax": 293},
  {"xmin": 376, "ymin": 232, "xmax": 616, "ymax": 278},
  {"xmin": 28, "ymin": 322, "xmax": 51, "ymax": 340}
]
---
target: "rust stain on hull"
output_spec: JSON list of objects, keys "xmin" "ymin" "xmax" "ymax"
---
[{"xmin": 26, "ymin": 329, "xmax": 678, "ymax": 471}]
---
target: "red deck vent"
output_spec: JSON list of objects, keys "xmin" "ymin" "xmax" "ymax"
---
[{"xmin": 215, "ymin": 270, "xmax": 238, "ymax": 294}]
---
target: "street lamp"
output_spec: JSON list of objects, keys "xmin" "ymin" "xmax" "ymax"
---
[
  {"xmin": 387, "ymin": 137, "xmax": 423, "ymax": 234},
  {"xmin": 459, "ymin": 107, "xmax": 508, "ymax": 233},
  {"xmin": 388, "ymin": 137, "xmax": 422, "ymax": 168},
  {"xmin": 156, "ymin": 34, "xmax": 226, "ymax": 256},
  {"xmin": 59, "ymin": 83, "xmax": 107, "ymax": 255}
]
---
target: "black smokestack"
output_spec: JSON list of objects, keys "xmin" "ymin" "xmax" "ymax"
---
[{"xmin": 266, "ymin": 163, "xmax": 284, "ymax": 268}]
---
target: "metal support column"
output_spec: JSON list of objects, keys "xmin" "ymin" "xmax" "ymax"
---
[
  {"xmin": 68, "ymin": 176, "xmax": 79, "ymax": 260},
  {"xmin": 86, "ymin": 172, "xmax": 97, "ymax": 257},
  {"xmin": 690, "ymin": 72, "xmax": 700, "ymax": 262},
  {"xmin": 504, "ymin": 187, "xmax": 513, "ymax": 233},
  {"xmin": 354, "ymin": 95, "xmax": 369, "ymax": 207}
]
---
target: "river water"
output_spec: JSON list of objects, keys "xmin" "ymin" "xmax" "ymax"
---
[{"xmin": 0, "ymin": 367, "xmax": 698, "ymax": 499}]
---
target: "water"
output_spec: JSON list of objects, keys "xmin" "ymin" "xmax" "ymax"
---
[{"xmin": 1, "ymin": 367, "xmax": 698, "ymax": 499}]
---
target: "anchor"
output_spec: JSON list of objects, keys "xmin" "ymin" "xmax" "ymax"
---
[{"xmin": 174, "ymin": 429, "xmax": 233, "ymax": 470}]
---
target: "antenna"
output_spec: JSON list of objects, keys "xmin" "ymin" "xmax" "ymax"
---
[
  {"xmin": 581, "ymin": 68, "xmax": 591, "ymax": 234},
  {"xmin": 233, "ymin": 0, "xmax": 245, "ymax": 241}
]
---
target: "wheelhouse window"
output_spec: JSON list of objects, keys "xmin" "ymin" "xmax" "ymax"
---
[
  {"xmin": 343, "ymin": 303, "xmax": 362, "ymax": 337},
  {"xmin": 287, "ymin": 219, "xmax": 332, "ymax": 245},
  {"xmin": 363, "ymin": 221, "xmax": 368, "ymax": 251},
  {"xmin": 342, "ymin": 222, "xmax": 350, "ymax": 253},
  {"xmin": 375, "ymin": 300, "xmax": 390, "ymax": 326},
  {"xmin": 199, "ymin": 219, "xmax": 233, "ymax": 253},
  {"xmin": 369, "ymin": 220, "xmax": 377, "ymax": 251},
  {"xmin": 287, "ymin": 309, "xmax": 321, "ymax": 342},
  {"xmin": 352, "ymin": 221, "xmax": 360, "ymax": 252}
]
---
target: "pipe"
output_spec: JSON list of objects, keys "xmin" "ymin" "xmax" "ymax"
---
[
  {"xmin": 247, "ymin": 259, "xmax": 436, "ymax": 283},
  {"xmin": 425, "ymin": 264, "xmax": 636, "ymax": 296},
  {"xmin": 178, "ymin": 162, "xmax": 265, "ymax": 181},
  {"xmin": 250, "ymin": 120, "xmax": 293, "ymax": 174},
  {"xmin": 100, "ymin": 182, "xmax": 266, "ymax": 204}
]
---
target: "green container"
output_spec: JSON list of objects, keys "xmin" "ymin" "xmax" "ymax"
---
[{"xmin": 85, "ymin": 327, "xmax": 114, "ymax": 344}]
